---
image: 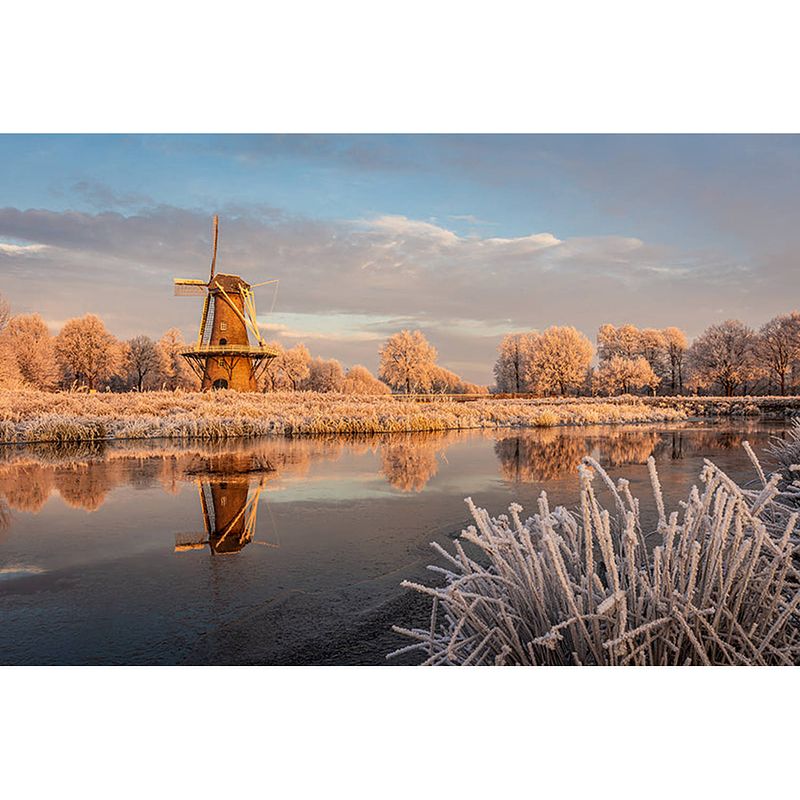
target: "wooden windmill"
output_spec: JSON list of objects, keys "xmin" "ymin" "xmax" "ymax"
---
[{"xmin": 173, "ymin": 215, "xmax": 279, "ymax": 391}]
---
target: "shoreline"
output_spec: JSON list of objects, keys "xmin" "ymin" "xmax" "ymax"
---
[{"xmin": 1, "ymin": 390, "xmax": 798, "ymax": 445}]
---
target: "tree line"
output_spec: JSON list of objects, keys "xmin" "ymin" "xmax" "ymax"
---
[
  {"xmin": 494, "ymin": 316, "xmax": 800, "ymax": 396},
  {"xmin": 2, "ymin": 292, "xmax": 800, "ymax": 396}
]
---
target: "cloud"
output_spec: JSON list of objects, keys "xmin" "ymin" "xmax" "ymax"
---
[
  {"xmin": 0, "ymin": 202, "xmax": 787, "ymax": 383},
  {"xmin": 71, "ymin": 181, "xmax": 154, "ymax": 211},
  {"xmin": 0, "ymin": 242, "xmax": 49, "ymax": 255}
]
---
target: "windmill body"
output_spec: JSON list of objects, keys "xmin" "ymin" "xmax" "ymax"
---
[{"xmin": 173, "ymin": 217, "xmax": 279, "ymax": 391}]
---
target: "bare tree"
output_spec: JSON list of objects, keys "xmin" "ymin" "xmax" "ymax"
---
[
  {"xmin": 158, "ymin": 328, "xmax": 198, "ymax": 390},
  {"xmin": 2, "ymin": 313, "xmax": 58, "ymax": 389},
  {"xmin": 259, "ymin": 341, "xmax": 286, "ymax": 391},
  {"xmin": 528, "ymin": 326, "xmax": 593, "ymax": 396},
  {"xmin": 756, "ymin": 312, "xmax": 800, "ymax": 395},
  {"xmin": 55, "ymin": 314, "xmax": 122, "ymax": 390},
  {"xmin": 125, "ymin": 335, "xmax": 165, "ymax": 391},
  {"xmin": 341, "ymin": 364, "xmax": 391, "ymax": 395},
  {"xmin": 493, "ymin": 332, "xmax": 539, "ymax": 393},
  {"xmin": 378, "ymin": 330, "xmax": 437, "ymax": 394},
  {"xmin": 688, "ymin": 319, "xmax": 756, "ymax": 397},
  {"xmin": 662, "ymin": 326, "xmax": 688, "ymax": 394}
]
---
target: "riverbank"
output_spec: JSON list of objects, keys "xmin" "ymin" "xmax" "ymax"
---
[{"xmin": 0, "ymin": 389, "xmax": 797, "ymax": 444}]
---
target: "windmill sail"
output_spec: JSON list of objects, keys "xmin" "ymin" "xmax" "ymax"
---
[{"xmin": 174, "ymin": 278, "xmax": 207, "ymax": 296}]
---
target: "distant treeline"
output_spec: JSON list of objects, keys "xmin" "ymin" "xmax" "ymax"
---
[{"xmin": 2, "ymin": 292, "xmax": 799, "ymax": 397}]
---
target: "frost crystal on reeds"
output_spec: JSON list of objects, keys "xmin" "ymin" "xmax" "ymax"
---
[{"xmin": 390, "ymin": 451, "xmax": 800, "ymax": 665}]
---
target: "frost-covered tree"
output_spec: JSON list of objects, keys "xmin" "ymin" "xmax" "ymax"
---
[
  {"xmin": 756, "ymin": 312, "xmax": 800, "ymax": 395},
  {"xmin": 280, "ymin": 344, "xmax": 311, "ymax": 390},
  {"xmin": 0, "ymin": 333, "xmax": 23, "ymax": 389},
  {"xmin": 341, "ymin": 364, "xmax": 391, "ymax": 395},
  {"xmin": 378, "ymin": 330, "xmax": 437, "ymax": 394},
  {"xmin": 662, "ymin": 326, "xmax": 688, "ymax": 394},
  {"xmin": 493, "ymin": 332, "xmax": 539, "ymax": 393},
  {"xmin": 158, "ymin": 328, "xmax": 198, "ymax": 390},
  {"xmin": 55, "ymin": 314, "xmax": 123, "ymax": 390},
  {"xmin": 688, "ymin": 320, "xmax": 757, "ymax": 397},
  {"xmin": 1, "ymin": 313, "xmax": 58, "ymax": 390},
  {"xmin": 639, "ymin": 328, "xmax": 666, "ymax": 384},
  {"xmin": 303, "ymin": 356, "xmax": 345, "ymax": 392},
  {"xmin": 0, "ymin": 294, "xmax": 10, "ymax": 333},
  {"xmin": 597, "ymin": 323, "xmax": 642, "ymax": 361},
  {"xmin": 259, "ymin": 341, "xmax": 286, "ymax": 391},
  {"xmin": 593, "ymin": 355, "xmax": 659, "ymax": 396},
  {"xmin": 527, "ymin": 326, "xmax": 593, "ymax": 396},
  {"xmin": 124, "ymin": 335, "xmax": 165, "ymax": 391}
]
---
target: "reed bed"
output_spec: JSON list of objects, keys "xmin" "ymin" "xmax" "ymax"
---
[
  {"xmin": 390, "ymin": 448, "xmax": 800, "ymax": 665},
  {"xmin": 0, "ymin": 389, "xmax": 689, "ymax": 443}
]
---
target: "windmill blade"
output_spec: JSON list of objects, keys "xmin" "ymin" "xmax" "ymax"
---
[
  {"xmin": 209, "ymin": 214, "xmax": 219, "ymax": 282},
  {"xmin": 174, "ymin": 278, "xmax": 208, "ymax": 296}
]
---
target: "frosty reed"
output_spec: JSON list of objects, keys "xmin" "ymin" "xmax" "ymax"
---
[{"xmin": 391, "ymin": 436, "xmax": 800, "ymax": 665}]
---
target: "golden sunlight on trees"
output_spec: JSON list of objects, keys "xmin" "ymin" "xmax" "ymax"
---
[
  {"xmin": 279, "ymin": 344, "xmax": 312, "ymax": 390},
  {"xmin": 1, "ymin": 313, "xmax": 58, "ymax": 390},
  {"xmin": 493, "ymin": 332, "xmax": 538, "ymax": 393},
  {"xmin": 0, "ymin": 294, "xmax": 10, "ymax": 333},
  {"xmin": 158, "ymin": 328, "xmax": 198, "ymax": 390},
  {"xmin": 124, "ymin": 335, "xmax": 165, "ymax": 391},
  {"xmin": 662, "ymin": 327, "xmax": 688, "ymax": 394},
  {"xmin": 687, "ymin": 320, "xmax": 758, "ymax": 397},
  {"xmin": 593, "ymin": 355, "xmax": 659, "ymax": 396},
  {"xmin": 379, "ymin": 330, "xmax": 437, "ymax": 394},
  {"xmin": 341, "ymin": 365, "xmax": 391, "ymax": 395},
  {"xmin": 756, "ymin": 312, "xmax": 800, "ymax": 396},
  {"xmin": 528, "ymin": 326, "xmax": 593, "ymax": 396},
  {"xmin": 55, "ymin": 314, "xmax": 123, "ymax": 391},
  {"xmin": 303, "ymin": 356, "xmax": 345, "ymax": 392}
]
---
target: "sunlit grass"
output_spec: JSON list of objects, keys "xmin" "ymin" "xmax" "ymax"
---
[{"xmin": 0, "ymin": 389, "xmax": 691, "ymax": 443}]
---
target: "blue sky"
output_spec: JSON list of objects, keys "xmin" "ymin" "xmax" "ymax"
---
[{"xmin": 2, "ymin": 134, "xmax": 800, "ymax": 382}]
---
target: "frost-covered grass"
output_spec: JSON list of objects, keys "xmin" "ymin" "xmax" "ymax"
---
[
  {"xmin": 0, "ymin": 389, "xmax": 689, "ymax": 444},
  {"xmin": 391, "ymin": 448, "xmax": 800, "ymax": 665}
]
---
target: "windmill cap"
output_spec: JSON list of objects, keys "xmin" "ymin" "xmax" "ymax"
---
[{"xmin": 210, "ymin": 273, "xmax": 250, "ymax": 292}]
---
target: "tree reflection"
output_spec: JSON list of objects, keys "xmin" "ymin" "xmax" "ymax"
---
[
  {"xmin": 0, "ymin": 465, "xmax": 54, "ymax": 512},
  {"xmin": 380, "ymin": 432, "xmax": 448, "ymax": 492},
  {"xmin": 495, "ymin": 430, "xmax": 588, "ymax": 482}
]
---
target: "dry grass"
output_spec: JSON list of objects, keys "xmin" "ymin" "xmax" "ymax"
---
[
  {"xmin": 0, "ymin": 389, "xmax": 689, "ymax": 443},
  {"xmin": 391, "ymin": 449, "xmax": 800, "ymax": 665}
]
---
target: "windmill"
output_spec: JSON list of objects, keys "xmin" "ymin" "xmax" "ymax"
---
[
  {"xmin": 173, "ymin": 215, "xmax": 280, "ymax": 391},
  {"xmin": 174, "ymin": 476, "xmax": 275, "ymax": 554}
]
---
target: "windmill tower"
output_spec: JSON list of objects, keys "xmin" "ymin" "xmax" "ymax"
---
[{"xmin": 173, "ymin": 216, "xmax": 279, "ymax": 391}]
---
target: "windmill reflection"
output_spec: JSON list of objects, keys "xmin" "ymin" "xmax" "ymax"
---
[{"xmin": 174, "ymin": 453, "xmax": 277, "ymax": 555}]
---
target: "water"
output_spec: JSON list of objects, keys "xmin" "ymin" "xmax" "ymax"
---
[{"xmin": 0, "ymin": 421, "xmax": 789, "ymax": 665}]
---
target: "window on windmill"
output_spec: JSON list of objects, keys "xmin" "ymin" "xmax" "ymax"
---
[{"xmin": 220, "ymin": 321, "xmax": 228, "ymax": 331}]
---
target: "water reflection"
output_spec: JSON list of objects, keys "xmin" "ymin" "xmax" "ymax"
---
[
  {"xmin": 0, "ymin": 422, "xmax": 787, "ymax": 665},
  {"xmin": 380, "ymin": 432, "xmax": 448, "ymax": 492},
  {"xmin": 0, "ymin": 422, "xmax": 779, "ymax": 520},
  {"xmin": 494, "ymin": 426, "xmax": 760, "ymax": 484}
]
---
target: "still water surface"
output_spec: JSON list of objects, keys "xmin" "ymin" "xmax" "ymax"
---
[{"xmin": 0, "ymin": 422, "xmax": 789, "ymax": 664}]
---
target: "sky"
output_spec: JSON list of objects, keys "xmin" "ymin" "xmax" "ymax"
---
[{"xmin": 2, "ymin": 133, "xmax": 800, "ymax": 384}]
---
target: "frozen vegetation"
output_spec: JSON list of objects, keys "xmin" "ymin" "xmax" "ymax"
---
[
  {"xmin": 0, "ymin": 389, "xmax": 695, "ymax": 444},
  {"xmin": 391, "ymin": 433, "xmax": 800, "ymax": 665}
]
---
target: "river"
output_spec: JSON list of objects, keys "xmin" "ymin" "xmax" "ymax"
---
[{"xmin": 0, "ymin": 421, "xmax": 790, "ymax": 665}]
